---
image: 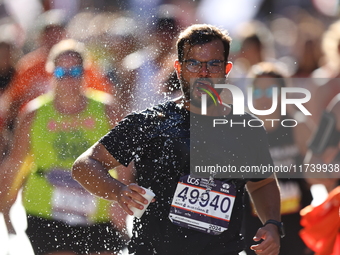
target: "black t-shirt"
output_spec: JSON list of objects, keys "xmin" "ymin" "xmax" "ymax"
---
[{"xmin": 100, "ymin": 101, "xmax": 273, "ymax": 255}]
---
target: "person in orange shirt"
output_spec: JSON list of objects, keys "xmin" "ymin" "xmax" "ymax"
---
[{"xmin": 0, "ymin": 11, "xmax": 113, "ymax": 132}]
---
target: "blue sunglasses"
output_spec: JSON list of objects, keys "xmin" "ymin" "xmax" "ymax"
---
[
  {"xmin": 54, "ymin": 66, "xmax": 84, "ymax": 79},
  {"xmin": 253, "ymin": 86, "xmax": 279, "ymax": 99}
]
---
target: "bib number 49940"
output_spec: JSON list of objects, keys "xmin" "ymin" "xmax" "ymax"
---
[
  {"xmin": 169, "ymin": 175, "xmax": 236, "ymax": 235},
  {"xmin": 177, "ymin": 186, "xmax": 232, "ymax": 216}
]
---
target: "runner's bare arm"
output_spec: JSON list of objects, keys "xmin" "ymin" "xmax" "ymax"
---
[
  {"xmin": 246, "ymin": 176, "xmax": 280, "ymax": 224},
  {"xmin": 72, "ymin": 142, "xmax": 150, "ymax": 215},
  {"xmin": 246, "ymin": 176, "xmax": 281, "ymax": 255}
]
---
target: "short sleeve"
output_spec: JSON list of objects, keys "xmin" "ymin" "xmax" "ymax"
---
[{"xmin": 99, "ymin": 113, "xmax": 153, "ymax": 166}]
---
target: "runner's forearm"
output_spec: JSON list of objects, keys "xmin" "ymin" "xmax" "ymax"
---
[
  {"xmin": 246, "ymin": 179, "xmax": 281, "ymax": 223},
  {"xmin": 72, "ymin": 156, "xmax": 125, "ymax": 201}
]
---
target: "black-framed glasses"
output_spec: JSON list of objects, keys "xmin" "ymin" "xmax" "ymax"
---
[
  {"xmin": 54, "ymin": 66, "xmax": 84, "ymax": 79},
  {"xmin": 182, "ymin": 59, "xmax": 226, "ymax": 73}
]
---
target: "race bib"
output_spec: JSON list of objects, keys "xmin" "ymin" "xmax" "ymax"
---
[
  {"xmin": 46, "ymin": 168, "xmax": 97, "ymax": 225},
  {"xmin": 169, "ymin": 175, "xmax": 236, "ymax": 235}
]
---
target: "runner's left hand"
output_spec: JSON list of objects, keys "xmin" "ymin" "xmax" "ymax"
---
[{"xmin": 250, "ymin": 224, "xmax": 280, "ymax": 255}]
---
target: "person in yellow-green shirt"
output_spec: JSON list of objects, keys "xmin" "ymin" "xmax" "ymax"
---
[{"xmin": 0, "ymin": 39, "xmax": 130, "ymax": 255}]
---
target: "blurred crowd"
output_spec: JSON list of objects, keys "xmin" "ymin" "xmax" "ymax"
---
[{"xmin": 0, "ymin": 0, "xmax": 339, "ymax": 254}]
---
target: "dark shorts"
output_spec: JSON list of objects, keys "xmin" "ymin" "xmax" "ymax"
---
[
  {"xmin": 134, "ymin": 245, "xmax": 241, "ymax": 255},
  {"xmin": 26, "ymin": 215, "xmax": 127, "ymax": 255}
]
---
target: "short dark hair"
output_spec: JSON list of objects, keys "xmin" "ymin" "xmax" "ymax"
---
[{"xmin": 176, "ymin": 24, "xmax": 232, "ymax": 62}]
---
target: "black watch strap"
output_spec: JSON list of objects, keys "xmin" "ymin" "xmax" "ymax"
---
[{"xmin": 264, "ymin": 219, "xmax": 285, "ymax": 238}]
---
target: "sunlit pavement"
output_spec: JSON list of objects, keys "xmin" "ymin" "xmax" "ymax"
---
[{"xmin": 0, "ymin": 185, "xmax": 329, "ymax": 255}]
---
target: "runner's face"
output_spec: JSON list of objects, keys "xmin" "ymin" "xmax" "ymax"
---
[{"xmin": 178, "ymin": 40, "xmax": 227, "ymax": 107}]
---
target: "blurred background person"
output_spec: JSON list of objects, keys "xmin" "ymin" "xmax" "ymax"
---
[
  {"xmin": 126, "ymin": 4, "xmax": 182, "ymax": 112},
  {"xmin": 0, "ymin": 19, "xmax": 24, "ymax": 200},
  {"xmin": 227, "ymin": 20, "xmax": 275, "ymax": 97},
  {"xmin": 0, "ymin": 18, "xmax": 26, "ymax": 253},
  {"xmin": 303, "ymin": 20, "xmax": 340, "ymax": 197},
  {"xmin": 0, "ymin": 40, "xmax": 16, "ymax": 164},
  {"xmin": 309, "ymin": 20, "xmax": 340, "ymax": 126},
  {"xmin": 0, "ymin": 9, "xmax": 114, "ymax": 136},
  {"xmin": 287, "ymin": 11, "xmax": 325, "ymax": 124},
  {"xmin": 0, "ymin": 40, "xmax": 17, "ymax": 95},
  {"xmin": 232, "ymin": 20, "xmax": 275, "ymax": 78},
  {"xmin": 301, "ymin": 92, "xmax": 340, "ymax": 255},
  {"xmin": 242, "ymin": 62, "xmax": 313, "ymax": 255},
  {"xmin": 312, "ymin": 19, "xmax": 340, "ymax": 80},
  {"xmin": 0, "ymin": 9, "xmax": 67, "ymax": 132},
  {"xmin": 304, "ymin": 91, "xmax": 340, "ymax": 193},
  {"xmin": 0, "ymin": 39, "xmax": 128, "ymax": 255},
  {"xmin": 289, "ymin": 12, "xmax": 324, "ymax": 79},
  {"xmin": 102, "ymin": 13, "xmax": 142, "ymax": 116}
]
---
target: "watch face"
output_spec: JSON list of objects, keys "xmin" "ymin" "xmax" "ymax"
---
[{"xmin": 279, "ymin": 222, "xmax": 285, "ymax": 238}]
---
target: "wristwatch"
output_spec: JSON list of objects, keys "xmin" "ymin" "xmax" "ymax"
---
[{"xmin": 263, "ymin": 219, "xmax": 285, "ymax": 238}]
